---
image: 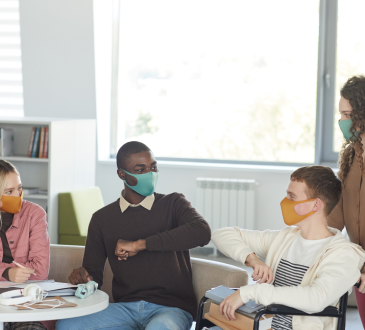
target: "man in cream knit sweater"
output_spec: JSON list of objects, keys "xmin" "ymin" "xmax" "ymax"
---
[{"xmin": 212, "ymin": 166, "xmax": 365, "ymax": 330}]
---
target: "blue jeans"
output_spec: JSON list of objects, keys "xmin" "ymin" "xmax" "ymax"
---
[{"xmin": 56, "ymin": 300, "xmax": 193, "ymax": 330}]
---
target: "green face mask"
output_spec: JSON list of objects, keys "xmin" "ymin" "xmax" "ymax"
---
[
  {"xmin": 120, "ymin": 169, "xmax": 159, "ymax": 196},
  {"xmin": 338, "ymin": 119, "xmax": 359, "ymax": 141}
]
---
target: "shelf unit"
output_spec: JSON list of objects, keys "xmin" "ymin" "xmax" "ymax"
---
[
  {"xmin": 0, "ymin": 117, "xmax": 96, "ymax": 244},
  {"xmin": 1, "ymin": 156, "xmax": 49, "ymax": 163},
  {"xmin": 23, "ymin": 194, "xmax": 48, "ymax": 200}
]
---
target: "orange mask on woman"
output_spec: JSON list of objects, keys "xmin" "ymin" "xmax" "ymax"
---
[
  {"xmin": 280, "ymin": 197, "xmax": 316, "ymax": 226},
  {"xmin": 0, "ymin": 191, "xmax": 23, "ymax": 214}
]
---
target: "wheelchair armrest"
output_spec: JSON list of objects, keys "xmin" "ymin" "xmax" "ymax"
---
[{"xmin": 266, "ymin": 304, "xmax": 340, "ymax": 317}]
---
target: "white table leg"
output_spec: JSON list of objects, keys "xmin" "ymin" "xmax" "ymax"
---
[{"xmin": 0, "ymin": 321, "xmax": 3, "ymax": 330}]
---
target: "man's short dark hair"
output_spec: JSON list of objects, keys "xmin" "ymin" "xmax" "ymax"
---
[
  {"xmin": 116, "ymin": 141, "xmax": 151, "ymax": 169},
  {"xmin": 290, "ymin": 166, "xmax": 341, "ymax": 216}
]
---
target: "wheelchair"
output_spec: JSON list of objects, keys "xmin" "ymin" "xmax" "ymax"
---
[{"xmin": 195, "ymin": 283, "xmax": 359, "ymax": 330}]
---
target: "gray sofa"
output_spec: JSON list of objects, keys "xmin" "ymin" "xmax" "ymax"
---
[{"xmin": 48, "ymin": 244, "xmax": 249, "ymax": 308}]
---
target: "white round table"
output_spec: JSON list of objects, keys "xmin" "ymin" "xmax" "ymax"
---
[{"xmin": 0, "ymin": 290, "xmax": 109, "ymax": 330}]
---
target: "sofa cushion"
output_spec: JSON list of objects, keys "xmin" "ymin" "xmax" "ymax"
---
[{"xmin": 49, "ymin": 244, "xmax": 248, "ymax": 305}]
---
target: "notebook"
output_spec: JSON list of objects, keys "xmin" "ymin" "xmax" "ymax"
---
[
  {"xmin": 0, "ymin": 281, "xmax": 78, "ymax": 297},
  {"xmin": 205, "ymin": 285, "xmax": 264, "ymax": 314}
]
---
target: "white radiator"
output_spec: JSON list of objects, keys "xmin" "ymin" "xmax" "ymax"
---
[{"xmin": 196, "ymin": 178, "xmax": 256, "ymax": 234}]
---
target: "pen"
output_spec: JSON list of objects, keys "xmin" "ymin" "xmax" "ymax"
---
[{"xmin": 12, "ymin": 260, "xmax": 37, "ymax": 276}]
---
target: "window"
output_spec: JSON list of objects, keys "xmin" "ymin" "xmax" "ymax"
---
[
  {"xmin": 107, "ymin": 0, "xmax": 354, "ymax": 165},
  {"xmin": 333, "ymin": 0, "xmax": 365, "ymax": 152},
  {"xmin": 111, "ymin": 0, "xmax": 320, "ymax": 163},
  {"xmin": 0, "ymin": 0, "xmax": 24, "ymax": 117}
]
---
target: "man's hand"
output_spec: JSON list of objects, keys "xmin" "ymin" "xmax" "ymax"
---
[
  {"xmin": 68, "ymin": 267, "xmax": 93, "ymax": 285},
  {"xmin": 8, "ymin": 267, "xmax": 35, "ymax": 283},
  {"xmin": 220, "ymin": 290, "xmax": 244, "ymax": 321},
  {"xmin": 115, "ymin": 239, "xmax": 146, "ymax": 260},
  {"xmin": 357, "ymin": 273, "xmax": 365, "ymax": 293},
  {"xmin": 246, "ymin": 253, "xmax": 273, "ymax": 284}
]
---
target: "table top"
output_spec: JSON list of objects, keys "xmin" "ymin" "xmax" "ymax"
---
[{"xmin": 0, "ymin": 290, "xmax": 109, "ymax": 322}]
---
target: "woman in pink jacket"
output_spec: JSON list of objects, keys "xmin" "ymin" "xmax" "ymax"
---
[{"xmin": 0, "ymin": 160, "xmax": 50, "ymax": 330}]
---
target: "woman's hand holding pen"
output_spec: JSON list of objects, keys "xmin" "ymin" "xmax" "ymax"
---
[{"xmin": 8, "ymin": 267, "xmax": 35, "ymax": 283}]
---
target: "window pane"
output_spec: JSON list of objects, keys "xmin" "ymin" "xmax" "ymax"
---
[
  {"xmin": 334, "ymin": 0, "xmax": 365, "ymax": 152},
  {"xmin": 116, "ymin": 0, "xmax": 319, "ymax": 162}
]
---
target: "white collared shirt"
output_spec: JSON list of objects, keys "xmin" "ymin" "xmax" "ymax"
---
[{"xmin": 119, "ymin": 189, "xmax": 155, "ymax": 213}]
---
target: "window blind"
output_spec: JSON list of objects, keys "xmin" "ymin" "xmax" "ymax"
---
[{"xmin": 0, "ymin": 0, "xmax": 23, "ymax": 117}]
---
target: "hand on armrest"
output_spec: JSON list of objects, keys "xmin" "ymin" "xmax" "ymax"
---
[
  {"xmin": 245, "ymin": 253, "xmax": 273, "ymax": 284},
  {"xmin": 219, "ymin": 290, "xmax": 244, "ymax": 322},
  {"xmin": 357, "ymin": 272, "xmax": 365, "ymax": 293}
]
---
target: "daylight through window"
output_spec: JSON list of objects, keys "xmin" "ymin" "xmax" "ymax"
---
[{"xmin": 115, "ymin": 0, "xmax": 319, "ymax": 163}]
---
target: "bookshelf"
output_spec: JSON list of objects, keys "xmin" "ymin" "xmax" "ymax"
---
[
  {"xmin": 1, "ymin": 156, "xmax": 49, "ymax": 163},
  {"xmin": 0, "ymin": 117, "xmax": 96, "ymax": 244}
]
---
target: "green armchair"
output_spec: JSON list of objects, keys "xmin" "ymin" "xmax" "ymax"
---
[{"xmin": 58, "ymin": 187, "xmax": 104, "ymax": 245}]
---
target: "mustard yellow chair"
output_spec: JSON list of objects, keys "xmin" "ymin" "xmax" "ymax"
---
[{"xmin": 58, "ymin": 187, "xmax": 104, "ymax": 245}]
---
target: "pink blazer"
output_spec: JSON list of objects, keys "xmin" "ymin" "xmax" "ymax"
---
[{"xmin": 0, "ymin": 200, "xmax": 50, "ymax": 281}]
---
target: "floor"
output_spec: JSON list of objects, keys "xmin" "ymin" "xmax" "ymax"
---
[{"xmin": 191, "ymin": 252, "xmax": 363, "ymax": 330}]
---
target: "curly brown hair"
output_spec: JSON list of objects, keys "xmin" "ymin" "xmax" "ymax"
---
[{"xmin": 338, "ymin": 75, "xmax": 365, "ymax": 183}]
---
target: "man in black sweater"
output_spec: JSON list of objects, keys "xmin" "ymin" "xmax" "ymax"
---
[{"xmin": 57, "ymin": 141, "xmax": 211, "ymax": 330}]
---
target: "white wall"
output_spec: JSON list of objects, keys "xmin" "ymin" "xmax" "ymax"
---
[
  {"xmin": 18, "ymin": 0, "xmax": 299, "ymax": 232},
  {"xmin": 96, "ymin": 161, "xmax": 295, "ymax": 230},
  {"xmin": 19, "ymin": 0, "xmax": 96, "ymax": 119}
]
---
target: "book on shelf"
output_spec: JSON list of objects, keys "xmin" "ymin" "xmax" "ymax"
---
[
  {"xmin": 0, "ymin": 128, "xmax": 14, "ymax": 157},
  {"xmin": 22, "ymin": 187, "xmax": 39, "ymax": 195},
  {"xmin": 43, "ymin": 127, "xmax": 49, "ymax": 158},
  {"xmin": 28, "ymin": 126, "xmax": 49, "ymax": 158},
  {"xmin": 31, "ymin": 127, "xmax": 41, "ymax": 158},
  {"xmin": 38, "ymin": 127, "xmax": 45, "ymax": 158},
  {"xmin": 27, "ymin": 127, "xmax": 36, "ymax": 157}
]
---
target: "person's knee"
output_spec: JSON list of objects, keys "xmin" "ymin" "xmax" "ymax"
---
[
  {"xmin": 56, "ymin": 318, "xmax": 79, "ymax": 330},
  {"xmin": 147, "ymin": 309, "xmax": 193, "ymax": 330},
  {"xmin": 149, "ymin": 319, "xmax": 181, "ymax": 330}
]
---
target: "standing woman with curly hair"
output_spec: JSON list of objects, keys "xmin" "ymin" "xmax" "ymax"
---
[
  {"xmin": 328, "ymin": 75, "xmax": 365, "ymax": 326},
  {"xmin": 0, "ymin": 160, "xmax": 51, "ymax": 330}
]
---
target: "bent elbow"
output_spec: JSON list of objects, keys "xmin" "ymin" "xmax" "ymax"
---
[
  {"xmin": 200, "ymin": 226, "xmax": 211, "ymax": 247},
  {"xmin": 305, "ymin": 297, "xmax": 331, "ymax": 314}
]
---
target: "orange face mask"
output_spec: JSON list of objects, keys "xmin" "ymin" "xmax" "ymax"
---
[
  {"xmin": 280, "ymin": 197, "xmax": 316, "ymax": 226},
  {"xmin": 0, "ymin": 191, "xmax": 23, "ymax": 214}
]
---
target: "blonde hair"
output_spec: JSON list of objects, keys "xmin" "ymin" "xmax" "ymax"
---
[{"xmin": 0, "ymin": 160, "xmax": 20, "ymax": 229}]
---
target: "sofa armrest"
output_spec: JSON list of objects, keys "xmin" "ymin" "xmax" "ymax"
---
[{"xmin": 191, "ymin": 257, "xmax": 248, "ymax": 304}]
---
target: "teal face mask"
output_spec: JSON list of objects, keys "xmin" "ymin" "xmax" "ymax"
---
[
  {"xmin": 338, "ymin": 119, "xmax": 359, "ymax": 141},
  {"xmin": 120, "ymin": 169, "xmax": 159, "ymax": 196}
]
